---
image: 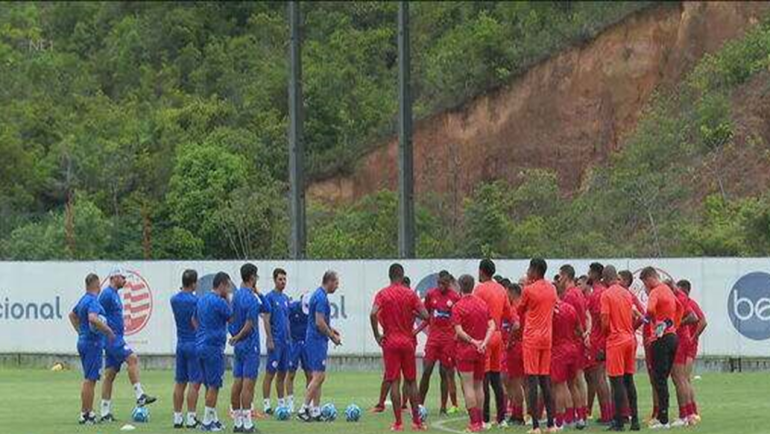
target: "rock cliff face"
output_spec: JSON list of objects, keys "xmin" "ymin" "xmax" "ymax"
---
[{"xmin": 307, "ymin": 2, "xmax": 770, "ymax": 212}]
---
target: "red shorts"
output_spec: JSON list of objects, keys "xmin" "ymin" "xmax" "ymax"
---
[
  {"xmin": 551, "ymin": 345, "xmax": 578, "ymax": 383},
  {"xmin": 506, "ymin": 344, "xmax": 524, "ymax": 378},
  {"xmin": 585, "ymin": 337, "xmax": 606, "ymax": 369},
  {"xmin": 606, "ymin": 340, "xmax": 636, "ymax": 377},
  {"xmin": 485, "ymin": 332, "xmax": 503, "ymax": 373},
  {"xmin": 674, "ymin": 338, "xmax": 692, "ymax": 365},
  {"xmin": 523, "ymin": 346, "xmax": 551, "ymax": 376},
  {"xmin": 383, "ymin": 343, "xmax": 417, "ymax": 382},
  {"xmin": 457, "ymin": 357, "xmax": 485, "ymax": 381},
  {"xmin": 424, "ymin": 340, "xmax": 455, "ymax": 368}
]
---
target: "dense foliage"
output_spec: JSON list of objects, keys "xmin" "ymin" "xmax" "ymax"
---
[{"xmin": 4, "ymin": 2, "xmax": 769, "ymax": 260}]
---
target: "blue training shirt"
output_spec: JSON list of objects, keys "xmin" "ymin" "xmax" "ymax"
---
[
  {"xmin": 266, "ymin": 289, "xmax": 290, "ymax": 344},
  {"xmin": 195, "ymin": 292, "xmax": 231, "ymax": 349},
  {"xmin": 72, "ymin": 292, "xmax": 106, "ymax": 344},
  {"xmin": 289, "ymin": 299, "xmax": 308, "ymax": 343},
  {"xmin": 98, "ymin": 286, "xmax": 124, "ymax": 338},
  {"xmin": 171, "ymin": 291, "xmax": 198, "ymax": 345},
  {"xmin": 306, "ymin": 287, "xmax": 331, "ymax": 342},
  {"xmin": 228, "ymin": 287, "xmax": 268, "ymax": 352}
]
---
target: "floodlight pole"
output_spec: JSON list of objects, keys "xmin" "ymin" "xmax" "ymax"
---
[
  {"xmin": 288, "ymin": 0, "xmax": 306, "ymax": 259},
  {"xmin": 398, "ymin": 1, "xmax": 415, "ymax": 258}
]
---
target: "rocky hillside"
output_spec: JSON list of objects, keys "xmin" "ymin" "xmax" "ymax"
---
[{"xmin": 308, "ymin": 2, "xmax": 770, "ymax": 213}]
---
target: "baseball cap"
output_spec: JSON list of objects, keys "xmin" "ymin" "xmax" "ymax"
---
[{"xmin": 109, "ymin": 266, "xmax": 127, "ymax": 278}]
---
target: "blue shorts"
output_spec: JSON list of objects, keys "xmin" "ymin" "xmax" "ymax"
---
[
  {"xmin": 288, "ymin": 340, "xmax": 308, "ymax": 372},
  {"xmin": 233, "ymin": 346, "xmax": 259, "ymax": 379},
  {"xmin": 104, "ymin": 338, "xmax": 133, "ymax": 372},
  {"xmin": 267, "ymin": 341, "xmax": 289, "ymax": 373},
  {"xmin": 197, "ymin": 346, "xmax": 225, "ymax": 389},
  {"xmin": 77, "ymin": 340, "xmax": 103, "ymax": 381},
  {"xmin": 304, "ymin": 339, "xmax": 328, "ymax": 373},
  {"xmin": 175, "ymin": 342, "xmax": 202, "ymax": 384}
]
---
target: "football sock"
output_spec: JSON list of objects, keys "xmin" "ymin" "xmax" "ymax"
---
[
  {"xmin": 133, "ymin": 383, "xmax": 145, "ymax": 400},
  {"xmin": 101, "ymin": 399, "xmax": 111, "ymax": 417}
]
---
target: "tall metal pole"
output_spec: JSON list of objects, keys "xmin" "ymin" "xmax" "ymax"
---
[
  {"xmin": 288, "ymin": 1, "xmax": 306, "ymax": 259},
  {"xmin": 398, "ymin": 1, "xmax": 415, "ymax": 258}
]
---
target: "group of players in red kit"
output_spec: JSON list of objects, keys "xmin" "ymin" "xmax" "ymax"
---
[{"xmin": 369, "ymin": 259, "xmax": 707, "ymax": 433}]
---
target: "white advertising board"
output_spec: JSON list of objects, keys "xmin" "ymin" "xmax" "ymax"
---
[{"xmin": 1, "ymin": 258, "xmax": 769, "ymax": 357}]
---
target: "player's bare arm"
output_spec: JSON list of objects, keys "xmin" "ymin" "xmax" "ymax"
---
[
  {"xmin": 369, "ymin": 304, "xmax": 382, "ymax": 346},
  {"xmin": 229, "ymin": 318, "xmax": 253, "ymax": 345},
  {"xmin": 694, "ymin": 316, "xmax": 707, "ymax": 340},
  {"xmin": 479, "ymin": 319, "xmax": 496, "ymax": 353},
  {"xmin": 453, "ymin": 324, "xmax": 479, "ymax": 348},
  {"xmin": 88, "ymin": 312, "xmax": 115, "ymax": 341},
  {"xmin": 262, "ymin": 312, "xmax": 275, "ymax": 350},
  {"xmin": 317, "ymin": 311, "xmax": 341, "ymax": 346},
  {"xmin": 68, "ymin": 310, "xmax": 80, "ymax": 333},
  {"xmin": 680, "ymin": 311, "xmax": 697, "ymax": 326}
]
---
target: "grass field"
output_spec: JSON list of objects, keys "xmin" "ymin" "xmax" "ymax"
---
[{"xmin": 0, "ymin": 368, "xmax": 765, "ymax": 434}]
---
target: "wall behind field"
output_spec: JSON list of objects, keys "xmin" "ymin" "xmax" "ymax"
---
[{"xmin": 0, "ymin": 259, "xmax": 768, "ymax": 357}]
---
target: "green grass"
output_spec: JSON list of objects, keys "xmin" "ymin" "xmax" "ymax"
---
[{"xmin": 0, "ymin": 368, "xmax": 764, "ymax": 434}]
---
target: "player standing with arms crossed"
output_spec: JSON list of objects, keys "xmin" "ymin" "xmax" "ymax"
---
[
  {"xmin": 170, "ymin": 269, "xmax": 202, "ymax": 428},
  {"xmin": 286, "ymin": 292, "xmax": 310, "ymax": 413},
  {"xmin": 229, "ymin": 263, "xmax": 268, "ymax": 433},
  {"xmin": 196, "ymin": 272, "xmax": 233, "ymax": 432},
  {"xmin": 98, "ymin": 267, "xmax": 156, "ymax": 422},
  {"xmin": 600, "ymin": 266, "xmax": 641, "ymax": 431},
  {"xmin": 370, "ymin": 263, "xmax": 430, "ymax": 431},
  {"xmin": 418, "ymin": 270, "xmax": 461, "ymax": 415},
  {"xmin": 473, "ymin": 259, "xmax": 510, "ymax": 427},
  {"xmin": 298, "ymin": 271, "xmax": 342, "ymax": 422},
  {"xmin": 453, "ymin": 274, "xmax": 496, "ymax": 433},
  {"xmin": 518, "ymin": 258, "xmax": 558, "ymax": 434},
  {"xmin": 262, "ymin": 268, "xmax": 291, "ymax": 414},
  {"xmin": 69, "ymin": 273, "xmax": 115, "ymax": 425}
]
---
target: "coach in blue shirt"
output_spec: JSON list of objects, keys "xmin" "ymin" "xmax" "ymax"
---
[
  {"xmin": 69, "ymin": 273, "xmax": 115, "ymax": 425},
  {"xmin": 196, "ymin": 271, "xmax": 233, "ymax": 432},
  {"xmin": 98, "ymin": 267, "xmax": 155, "ymax": 422},
  {"xmin": 298, "ymin": 271, "xmax": 342, "ymax": 422},
  {"xmin": 170, "ymin": 269, "xmax": 202, "ymax": 428}
]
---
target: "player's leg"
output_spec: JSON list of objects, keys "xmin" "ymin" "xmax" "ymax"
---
[
  {"xmin": 685, "ymin": 356, "xmax": 699, "ymax": 422},
  {"xmin": 651, "ymin": 334, "xmax": 676, "ymax": 426},
  {"xmin": 384, "ymin": 346, "xmax": 405, "ymax": 428},
  {"xmin": 200, "ymin": 349, "xmax": 225, "ymax": 430},
  {"xmin": 77, "ymin": 341, "xmax": 100, "ymax": 424},
  {"xmin": 100, "ymin": 366, "xmax": 117, "ymax": 421},
  {"xmin": 239, "ymin": 350, "xmax": 259, "ymax": 432},
  {"xmin": 585, "ymin": 367, "xmax": 596, "ymax": 419},
  {"xmin": 538, "ymin": 349, "xmax": 555, "ymax": 429},
  {"xmin": 186, "ymin": 382, "xmax": 201, "ymax": 427},
  {"xmin": 173, "ymin": 346, "xmax": 188, "ymax": 428},
  {"xmin": 231, "ymin": 351, "xmax": 245, "ymax": 431},
  {"xmin": 671, "ymin": 362, "xmax": 688, "ymax": 425},
  {"xmin": 402, "ymin": 347, "xmax": 424, "ymax": 429},
  {"xmin": 373, "ymin": 376, "xmax": 389, "ymax": 412},
  {"xmin": 595, "ymin": 360, "xmax": 611, "ymax": 423},
  {"xmin": 458, "ymin": 369, "xmax": 478, "ymax": 430},
  {"xmin": 125, "ymin": 351, "xmax": 155, "ymax": 406},
  {"xmin": 446, "ymin": 365, "xmax": 459, "ymax": 412},
  {"xmin": 569, "ymin": 369, "xmax": 587, "ymax": 428},
  {"xmin": 262, "ymin": 348, "xmax": 276, "ymax": 414},
  {"xmin": 418, "ymin": 358, "xmax": 436, "ymax": 406},
  {"xmin": 624, "ymin": 374, "xmax": 640, "ymax": 431},
  {"xmin": 438, "ymin": 364, "xmax": 449, "ymax": 413}
]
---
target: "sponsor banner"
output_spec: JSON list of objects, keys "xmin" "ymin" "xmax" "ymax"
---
[{"xmin": 1, "ymin": 259, "xmax": 769, "ymax": 357}]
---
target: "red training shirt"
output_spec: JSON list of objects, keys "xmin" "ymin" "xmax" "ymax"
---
[
  {"xmin": 373, "ymin": 283, "xmax": 424, "ymax": 349},
  {"xmin": 474, "ymin": 280, "xmax": 511, "ymax": 331},
  {"xmin": 600, "ymin": 284, "xmax": 635, "ymax": 348},
  {"xmin": 552, "ymin": 301, "xmax": 579, "ymax": 352},
  {"xmin": 587, "ymin": 282, "xmax": 608, "ymax": 348},
  {"xmin": 518, "ymin": 278, "xmax": 558, "ymax": 350},
  {"xmin": 424, "ymin": 287, "xmax": 461, "ymax": 344},
  {"xmin": 452, "ymin": 294, "xmax": 491, "ymax": 361}
]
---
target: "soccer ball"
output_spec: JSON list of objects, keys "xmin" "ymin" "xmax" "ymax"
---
[
  {"xmin": 320, "ymin": 403, "xmax": 337, "ymax": 422},
  {"xmin": 274, "ymin": 405, "xmax": 291, "ymax": 421},
  {"xmin": 131, "ymin": 406, "xmax": 149, "ymax": 423},
  {"xmin": 417, "ymin": 405, "xmax": 428, "ymax": 422},
  {"xmin": 90, "ymin": 314, "xmax": 107, "ymax": 333},
  {"xmin": 345, "ymin": 404, "xmax": 361, "ymax": 422}
]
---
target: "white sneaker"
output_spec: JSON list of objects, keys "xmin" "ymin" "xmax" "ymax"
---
[
  {"xmin": 649, "ymin": 420, "xmax": 671, "ymax": 430},
  {"xmin": 497, "ymin": 421, "xmax": 509, "ymax": 429},
  {"xmin": 483, "ymin": 422, "xmax": 492, "ymax": 431},
  {"xmin": 670, "ymin": 418, "xmax": 688, "ymax": 428}
]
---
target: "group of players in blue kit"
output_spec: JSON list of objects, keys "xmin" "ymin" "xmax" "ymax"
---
[{"xmin": 71, "ymin": 263, "xmax": 342, "ymax": 432}]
